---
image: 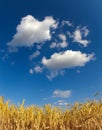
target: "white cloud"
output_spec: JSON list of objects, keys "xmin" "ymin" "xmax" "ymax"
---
[
  {"xmin": 36, "ymin": 45, "xmax": 42, "ymax": 50},
  {"xmin": 50, "ymin": 34, "xmax": 68, "ymax": 49},
  {"xmin": 34, "ymin": 65, "xmax": 43, "ymax": 73},
  {"xmin": 82, "ymin": 26, "xmax": 90, "ymax": 37},
  {"xmin": 6, "ymin": 15, "xmax": 94, "ymax": 80},
  {"xmin": 46, "ymin": 70, "xmax": 64, "ymax": 80},
  {"xmin": 42, "ymin": 50, "xmax": 94, "ymax": 70},
  {"xmin": 73, "ymin": 26, "xmax": 90, "ymax": 47},
  {"xmin": 76, "ymin": 70, "xmax": 80, "ymax": 73},
  {"xmin": 7, "ymin": 15, "xmax": 57, "ymax": 47},
  {"xmin": 53, "ymin": 90, "xmax": 71, "ymax": 98},
  {"xmin": 29, "ymin": 50, "xmax": 40, "ymax": 60},
  {"xmin": 55, "ymin": 100, "xmax": 68, "ymax": 106},
  {"xmin": 67, "ymin": 31, "xmax": 73, "ymax": 38},
  {"xmin": 29, "ymin": 65, "xmax": 43, "ymax": 74},
  {"xmin": 29, "ymin": 68, "xmax": 34, "ymax": 74},
  {"xmin": 61, "ymin": 20, "xmax": 73, "ymax": 27},
  {"xmin": 46, "ymin": 71, "xmax": 59, "ymax": 80},
  {"xmin": 60, "ymin": 41, "xmax": 68, "ymax": 48},
  {"xmin": 58, "ymin": 34, "xmax": 68, "ymax": 48},
  {"xmin": 50, "ymin": 41, "xmax": 68, "ymax": 49},
  {"xmin": 50, "ymin": 42, "xmax": 57, "ymax": 48},
  {"xmin": 59, "ymin": 34, "xmax": 66, "ymax": 41}
]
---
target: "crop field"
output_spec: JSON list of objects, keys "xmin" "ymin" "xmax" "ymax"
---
[{"xmin": 0, "ymin": 97, "xmax": 102, "ymax": 130}]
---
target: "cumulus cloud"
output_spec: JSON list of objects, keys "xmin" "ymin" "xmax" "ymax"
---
[
  {"xmin": 67, "ymin": 31, "xmax": 73, "ymax": 38},
  {"xmin": 61, "ymin": 20, "xmax": 73, "ymax": 27},
  {"xmin": 59, "ymin": 34, "xmax": 66, "ymax": 41},
  {"xmin": 50, "ymin": 34, "xmax": 68, "ymax": 49},
  {"xmin": 55, "ymin": 100, "xmax": 68, "ymax": 106},
  {"xmin": 50, "ymin": 41, "xmax": 68, "ymax": 49},
  {"xmin": 29, "ymin": 65, "xmax": 43, "ymax": 74},
  {"xmin": 58, "ymin": 34, "xmax": 68, "ymax": 48},
  {"xmin": 50, "ymin": 42, "xmax": 57, "ymax": 48},
  {"xmin": 29, "ymin": 68, "xmax": 34, "ymax": 74},
  {"xmin": 34, "ymin": 65, "xmax": 43, "ymax": 73},
  {"xmin": 73, "ymin": 26, "xmax": 90, "ymax": 47},
  {"xmin": 6, "ymin": 15, "xmax": 94, "ymax": 79},
  {"xmin": 42, "ymin": 50, "xmax": 94, "ymax": 70},
  {"xmin": 7, "ymin": 15, "xmax": 57, "ymax": 48},
  {"xmin": 46, "ymin": 70, "xmax": 65, "ymax": 80},
  {"xmin": 53, "ymin": 90, "xmax": 71, "ymax": 98},
  {"xmin": 29, "ymin": 50, "xmax": 40, "ymax": 60},
  {"xmin": 46, "ymin": 71, "xmax": 58, "ymax": 80},
  {"xmin": 76, "ymin": 70, "xmax": 80, "ymax": 73}
]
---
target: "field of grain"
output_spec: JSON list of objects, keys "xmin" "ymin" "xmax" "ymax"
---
[{"xmin": 0, "ymin": 96, "xmax": 102, "ymax": 130}]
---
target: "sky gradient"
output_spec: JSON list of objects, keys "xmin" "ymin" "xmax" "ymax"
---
[{"xmin": 0, "ymin": 0, "xmax": 102, "ymax": 106}]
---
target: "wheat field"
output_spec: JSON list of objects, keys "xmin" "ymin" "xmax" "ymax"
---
[{"xmin": 0, "ymin": 96, "xmax": 102, "ymax": 130}]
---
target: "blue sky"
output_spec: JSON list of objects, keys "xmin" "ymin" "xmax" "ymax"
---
[{"xmin": 0, "ymin": 0, "xmax": 102, "ymax": 106}]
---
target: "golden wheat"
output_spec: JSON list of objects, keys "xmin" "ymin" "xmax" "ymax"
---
[{"xmin": 0, "ymin": 96, "xmax": 102, "ymax": 130}]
